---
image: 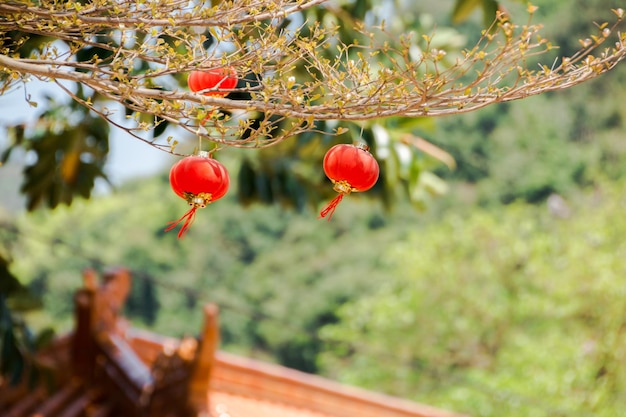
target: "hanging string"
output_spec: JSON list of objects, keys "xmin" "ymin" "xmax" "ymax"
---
[
  {"xmin": 319, "ymin": 194, "xmax": 343, "ymax": 220},
  {"xmin": 164, "ymin": 206, "xmax": 197, "ymax": 238}
]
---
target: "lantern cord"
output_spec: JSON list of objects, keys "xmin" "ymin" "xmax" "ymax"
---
[
  {"xmin": 165, "ymin": 206, "xmax": 198, "ymax": 238},
  {"xmin": 319, "ymin": 193, "xmax": 344, "ymax": 220}
]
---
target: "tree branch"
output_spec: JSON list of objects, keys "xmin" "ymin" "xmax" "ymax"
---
[{"xmin": 1, "ymin": 2, "xmax": 624, "ymax": 150}]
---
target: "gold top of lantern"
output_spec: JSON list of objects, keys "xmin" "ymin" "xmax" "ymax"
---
[
  {"xmin": 332, "ymin": 179, "xmax": 356, "ymax": 195},
  {"xmin": 184, "ymin": 192, "xmax": 213, "ymax": 208}
]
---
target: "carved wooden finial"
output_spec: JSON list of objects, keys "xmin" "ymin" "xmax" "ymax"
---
[
  {"xmin": 82, "ymin": 268, "xmax": 98, "ymax": 291},
  {"xmin": 187, "ymin": 303, "xmax": 221, "ymax": 415}
]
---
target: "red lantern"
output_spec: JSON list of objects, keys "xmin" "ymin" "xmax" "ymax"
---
[
  {"xmin": 319, "ymin": 143, "xmax": 379, "ymax": 220},
  {"xmin": 188, "ymin": 67, "xmax": 237, "ymax": 97},
  {"xmin": 165, "ymin": 152, "xmax": 230, "ymax": 238}
]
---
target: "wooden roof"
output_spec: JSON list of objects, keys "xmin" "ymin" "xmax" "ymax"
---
[{"xmin": 0, "ymin": 267, "xmax": 468, "ymax": 417}]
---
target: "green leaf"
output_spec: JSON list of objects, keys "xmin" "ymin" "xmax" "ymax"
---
[
  {"xmin": 1, "ymin": 125, "xmax": 25, "ymax": 164},
  {"xmin": 0, "ymin": 255, "xmax": 22, "ymax": 297},
  {"xmin": 482, "ymin": 0, "xmax": 500, "ymax": 28},
  {"xmin": 451, "ymin": 0, "xmax": 482, "ymax": 24},
  {"xmin": 1, "ymin": 298, "xmax": 24, "ymax": 385},
  {"xmin": 35, "ymin": 328, "xmax": 56, "ymax": 350},
  {"xmin": 419, "ymin": 171, "xmax": 449, "ymax": 196},
  {"xmin": 237, "ymin": 158, "xmax": 257, "ymax": 206},
  {"xmin": 153, "ymin": 117, "xmax": 169, "ymax": 138}
]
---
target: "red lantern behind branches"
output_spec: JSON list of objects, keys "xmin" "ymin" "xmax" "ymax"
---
[
  {"xmin": 319, "ymin": 143, "xmax": 379, "ymax": 220},
  {"xmin": 165, "ymin": 152, "xmax": 230, "ymax": 238},
  {"xmin": 188, "ymin": 67, "xmax": 238, "ymax": 97}
]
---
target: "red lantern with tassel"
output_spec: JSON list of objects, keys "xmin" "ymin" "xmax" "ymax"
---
[
  {"xmin": 319, "ymin": 143, "xmax": 379, "ymax": 220},
  {"xmin": 188, "ymin": 67, "xmax": 237, "ymax": 97},
  {"xmin": 165, "ymin": 152, "xmax": 230, "ymax": 238}
]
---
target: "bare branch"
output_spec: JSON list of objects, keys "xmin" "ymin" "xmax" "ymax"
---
[{"xmin": 1, "ymin": 1, "xmax": 625, "ymax": 151}]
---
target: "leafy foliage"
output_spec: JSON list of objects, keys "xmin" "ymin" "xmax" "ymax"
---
[
  {"xmin": 2, "ymin": 87, "xmax": 110, "ymax": 210},
  {"xmin": 6, "ymin": 169, "xmax": 626, "ymax": 416},
  {"xmin": 428, "ymin": 0, "xmax": 626, "ymax": 205},
  {"xmin": 319, "ymin": 180, "xmax": 626, "ymax": 417},
  {"xmin": 5, "ymin": 169, "xmax": 430, "ymax": 370},
  {"xmin": 0, "ymin": 221, "xmax": 53, "ymax": 386},
  {"xmin": 452, "ymin": 0, "xmax": 502, "ymax": 27}
]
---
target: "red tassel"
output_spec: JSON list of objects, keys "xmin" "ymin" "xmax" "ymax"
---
[
  {"xmin": 319, "ymin": 194, "xmax": 344, "ymax": 221},
  {"xmin": 165, "ymin": 206, "xmax": 198, "ymax": 238}
]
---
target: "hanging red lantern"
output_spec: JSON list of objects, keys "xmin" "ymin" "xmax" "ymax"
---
[
  {"xmin": 188, "ymin": 67, "xmax": 238, "ymax": 97},
  {"xmin": 165, "ymin": 152, "xmax": 230, "ymax": 238},
  {"xmin": 319, "ymin": 143, "xmax": 379, "ymax": 220}
]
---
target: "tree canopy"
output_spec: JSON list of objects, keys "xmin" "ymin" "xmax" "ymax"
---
[
  {"xmin": 2, "ymin": 0, "xmax": 624, "ymax": 146},
  {"xmin": 319, "ymin": 179, "xmax": 626, "ymax": 417},
  {"xmin": 1, "ymin": 0, "xmax": 625, "ymax": 210}
]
